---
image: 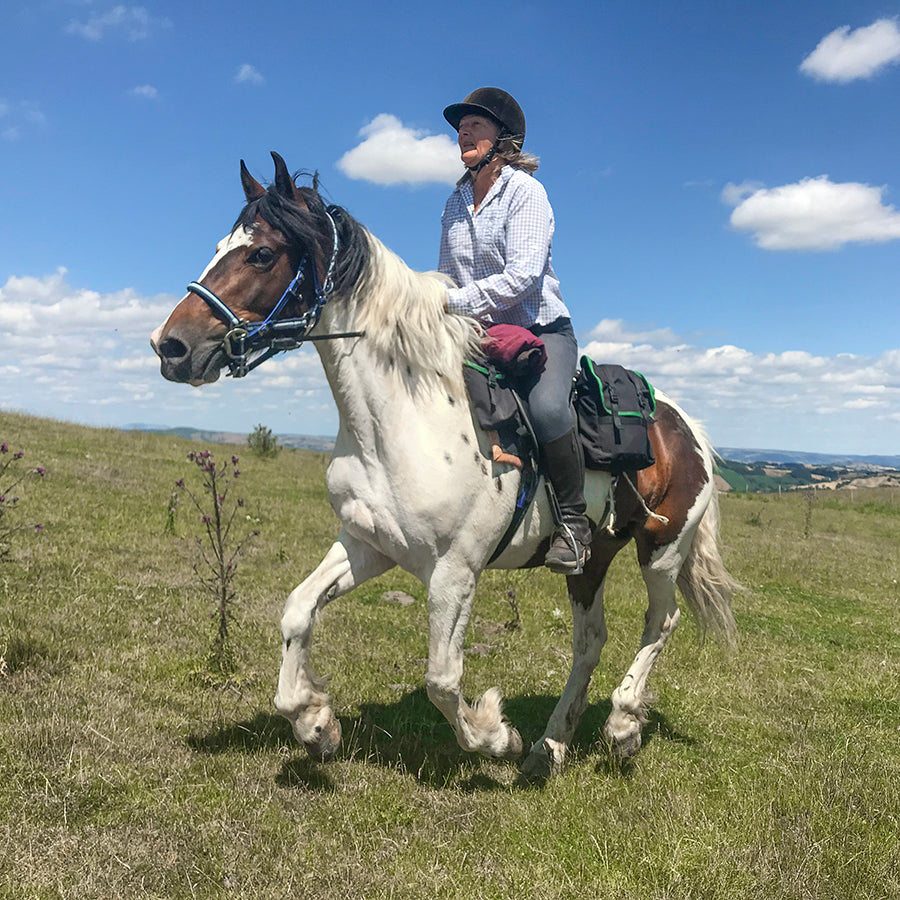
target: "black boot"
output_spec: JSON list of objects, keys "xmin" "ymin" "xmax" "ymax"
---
[{"xmin": 542, "ymin": 428, "xmax": 592, "ymax": 574}]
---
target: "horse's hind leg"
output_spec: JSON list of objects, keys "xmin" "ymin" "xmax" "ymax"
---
[
  {"xmin": 521, "ymin": 538, "xmax": 628, "ymax": 779},
  {"xmin": 603, "ymin": 535, "xmax": 685, "ymax": 758},
  {"xmin": 275, "ymin": 531, "xmax": 393, "ymax": 760},
  {"xmin": 424, "ymin": 559, "xmax": 523, "ymax": 760}
]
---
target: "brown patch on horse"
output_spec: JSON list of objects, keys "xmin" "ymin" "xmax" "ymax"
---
[
  {"xmin": 202, "ymin": 219, "xmax": 300, "ymax": 324},
  {"xmin": 633, "ymin": 402, "xmax": 709, "ymax": 563}
]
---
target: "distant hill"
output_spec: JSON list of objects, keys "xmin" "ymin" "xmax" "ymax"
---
[
  {"xmin": 124, "ymin": 425, "xmax": 335, "ymax": 453},
  {"xmin": 124, "ymin": 425, "xmax": 900, "ymax": 492},
  {"xmin": 716, "ymin": 447, "xmax": 900, "ymax": 469},
  {"xmin": 714, "ymin": 458, "xmax": 900, "ymax": 493}
]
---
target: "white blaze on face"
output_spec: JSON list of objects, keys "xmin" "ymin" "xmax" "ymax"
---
[
  {"xmin": 198, "ymin": 226, "xmax": 257, "ymax": 281},
  {"xmin": 152, "ymin": 226, "xmax": 257, "ymax": 344}
]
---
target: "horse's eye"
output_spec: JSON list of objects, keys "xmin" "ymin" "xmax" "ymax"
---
[{"xmin": 249, "ymin": 247, "xmax": 275, "ymax": 266}]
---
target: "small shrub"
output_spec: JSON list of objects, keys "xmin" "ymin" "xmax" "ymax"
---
[
  {"xmin": 174, "ymin": 450, "xmax": 258, "ymax": 678},
  {"xmin": 747, "ymin": 509, "xmax": 765, "ymax": 528},
  {"xmin": 247, "ymin": 424, "xmax": 280, "ymax": 458},
  {"xmin": 0, "ymin": 442, "xmax": 45, "ymax": 560}
]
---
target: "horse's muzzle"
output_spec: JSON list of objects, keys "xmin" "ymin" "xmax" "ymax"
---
[{"xmin": 151, "ymin": 332, "xmax": 223, "ymax": 385}]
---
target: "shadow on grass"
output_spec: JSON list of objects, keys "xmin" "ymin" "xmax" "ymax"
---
[
  {"xmin": 187, "ymin": 711, "xmax": 293, "ymax": 753},
  {"xmin": 186, "ymin": 688, "xmax": 694, "ymax": 791},
  {"xmin": 0, "ymin": 622, "xmax": 70, "ymax": 679},
  {"xmin": 275, "ymin": 756, "xmax": 336, "ymax": 792}
]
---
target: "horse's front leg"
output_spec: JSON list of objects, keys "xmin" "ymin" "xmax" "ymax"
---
[
  {"xmin": 424, "ymin": 560, "xmax": 523, "ymax": 760},
  {"xmin": 274, "ymin": 531, "xmax": 393, "ymax": 760}
]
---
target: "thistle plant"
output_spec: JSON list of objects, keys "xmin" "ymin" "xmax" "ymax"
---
[
  {"xmin": 0, "ymin": 442, "xmax": 45, "ymax": 560},
  {"xmin": 174, "ymin": 450, "xmax": 258, "ymax": 677},
  {"xmin": 164, "ymin": 490, "xmax": 179, "ymax": 535}
]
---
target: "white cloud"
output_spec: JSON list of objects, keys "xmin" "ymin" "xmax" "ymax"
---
[
  {"xmin": 720, "ymin": 181, "xmax": 763, "ymax": 207},
  {"xmin": 337, "ymin": 114, "xmax": 462, "ymax": 186},
  {"xmin": 0, "ymin": 270, "xmax": 335, "ymax": 435},
  {"xmin": 234, "ymin": 64, "xmax": 264, "ymax": 86},
  {"xmin": 725, "ymin": 176, "xmax": 900, "ymax": 251},
  {"xmin": 580, "ymin": 320, "xmax": 900, "ymax": 453},
  {"xmin": 130, "ymin": 84, "xmax": 159, "ymax": 100},
  {"xmin": 66, "ymin": 5, "xmax": 172, "ymax": 42},
  {"xmin": 801, "ymin": 18, "xmax": 900, "ymax": 82},
  {"xmin": 586, "ymin": 319, "xmax": 679, "ymax": 347},
  {"xmin": 4, "ymin": 271, "xmax": 899, "ymax": 454}
]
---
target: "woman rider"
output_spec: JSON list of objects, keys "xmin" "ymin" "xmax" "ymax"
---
[{"xmin": 438, "ymin": 87, "xmax": 591, "ymax": 573}]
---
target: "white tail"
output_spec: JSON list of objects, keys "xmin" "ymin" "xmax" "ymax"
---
[{"xmin": 676, "ymin": 487, "xmax": 740, "ymax": 645}]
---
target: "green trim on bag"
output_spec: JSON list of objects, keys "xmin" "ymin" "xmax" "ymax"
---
[
  {"xmin": 632, "ymin": 370, "xmax": 656, "ymax": 414},
  {"xmin": 581, "ymin": 357, "xmax": 655, "ymax": 418},
  {"xmin": 464, "ymin": 359, "xmax": 506, "ymax": 381}
]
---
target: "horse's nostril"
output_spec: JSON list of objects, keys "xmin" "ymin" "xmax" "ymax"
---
[{"xmin": 158, "ymin": 337, "xmax": 188, "ymax": 360}]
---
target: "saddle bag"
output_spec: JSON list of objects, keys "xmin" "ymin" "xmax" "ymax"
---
[
  {"xmin": 462, "ymin": 360, "xmax": 520, "ymax": 432},
  {"xmin": 462, "ymin": 324, "xmax": 546, "ymax": 434},
  {"xmin": 575, "ymin": 358, "xmax": 656, "ymax": 473}
]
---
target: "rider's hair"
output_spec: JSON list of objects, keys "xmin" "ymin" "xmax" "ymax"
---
[
  {"xmin": 457, "ymin": 143, "xmax": 540, "ymax": 186},
  {"xmin": 496, "ymin": 141, "xmax": 540, "ymax": 174}
]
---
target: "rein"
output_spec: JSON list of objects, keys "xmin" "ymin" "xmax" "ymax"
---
[{"xmin": 187, "ymin": 208, "xmax": 364, "ymax": 378}]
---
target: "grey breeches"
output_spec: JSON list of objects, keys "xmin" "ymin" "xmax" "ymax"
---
[{"xmin": 525, "ymin": 318, "xmax": 578, "ymax": 444}]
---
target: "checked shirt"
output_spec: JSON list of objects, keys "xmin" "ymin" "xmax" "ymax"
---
[{"xmin": 438, "ymin": 166, "xmax": 570, "ymax": 328}]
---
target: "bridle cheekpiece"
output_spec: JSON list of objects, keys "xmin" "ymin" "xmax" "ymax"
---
[{"xmin": 186, "ymin": 209, "xmax": 363, "ymax": 377}]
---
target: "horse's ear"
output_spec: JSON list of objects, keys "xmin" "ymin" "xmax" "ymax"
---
[
  {"xmin": 271, "ymin": 151, "xmax": 300, "ymax": 201},
  {"xmin": 240, "ymin": 160, "xmax": 266, "ymax": 203}
]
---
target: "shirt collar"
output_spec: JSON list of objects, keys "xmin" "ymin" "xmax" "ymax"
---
[{"xmin": 458, "ymin": 164, "xmax": 514, "ymax": 212}]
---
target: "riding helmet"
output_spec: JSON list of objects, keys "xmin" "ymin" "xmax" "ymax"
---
[{"xmin": 443, "ymin": 88, "xmax": 526, "ymax": 141}]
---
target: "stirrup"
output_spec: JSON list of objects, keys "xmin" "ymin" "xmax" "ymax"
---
[{"xmin": 545, "ymin": 521, "xmax": 590, "ymax": 576}]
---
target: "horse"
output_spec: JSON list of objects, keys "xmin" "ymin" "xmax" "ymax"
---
[{"xmin": 151, "ymin": 152, "xmax": 738, "ymax": 779}]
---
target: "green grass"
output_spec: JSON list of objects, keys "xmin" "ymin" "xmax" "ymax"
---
[{"xmin": 1, "ymin": 410, "xmax": 898, "ymax": 899}]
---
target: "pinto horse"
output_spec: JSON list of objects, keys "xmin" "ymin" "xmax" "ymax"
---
[{"xmin": 151, "ymin": 153, "xmax": 737, "ymax": 778}]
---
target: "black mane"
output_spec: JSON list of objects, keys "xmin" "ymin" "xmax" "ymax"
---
[{"xmin": 233, "ymin": 177, "xmax": 369, "ymax": 296}]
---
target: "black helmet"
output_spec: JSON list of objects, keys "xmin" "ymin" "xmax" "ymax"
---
[{"xmin": 443, "ymin": 87, "xmax": 526, "ymax": 142}]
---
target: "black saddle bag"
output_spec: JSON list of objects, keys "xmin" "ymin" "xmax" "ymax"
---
[
  {"xmin": 575, "ymin": 358, "xmax": 656, "ymax": 473},
  {"xmin": 462, "ymin": 360, "xmax": 520, "ymax": 431}
]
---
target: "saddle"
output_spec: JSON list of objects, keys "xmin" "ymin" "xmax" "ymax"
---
[
  {"xmin": 462, "ymin": 326, "xmax": 657, "ymax": 563},
  {"xmin": 464, "ymin": 329, "xmax": 656, "ymax": 474}
]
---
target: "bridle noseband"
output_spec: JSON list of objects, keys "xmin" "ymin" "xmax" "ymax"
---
[{"xmin": 187, "ymin": 208, "xmax": 364, "ymax": 377}]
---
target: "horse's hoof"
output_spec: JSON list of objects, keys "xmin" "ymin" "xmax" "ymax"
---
[
  {"xmin": 603, "ymin": 716, "xmax": 643, "ymax": 759},
  {"xmin": 303, "ymin": 716, "xmax": 342, "ymax": 762},
  {"xmin": 520, "ymin": 738, "xmax": 564, "ymax": 781},
  {"xmin": 501, "ymin": 726, "xmax": 523, "ymax": 760}
]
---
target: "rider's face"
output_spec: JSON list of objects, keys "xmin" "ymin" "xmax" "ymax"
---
[{"xmin": 457, "ymin": 115, "xmax": 500, "ymax": 168}]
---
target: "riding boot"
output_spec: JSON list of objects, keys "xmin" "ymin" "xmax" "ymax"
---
[{"xmin": 542, "ymin": 427, "xmax": 592, "ymax": 574}]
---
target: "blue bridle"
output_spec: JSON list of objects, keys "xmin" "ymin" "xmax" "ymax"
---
[{"xmin": 186, "ymin": 209, "xmax": 363, "ymax": 378}]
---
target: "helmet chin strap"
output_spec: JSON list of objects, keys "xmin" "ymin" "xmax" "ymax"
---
[{"xmin": 466, "ymin": 138, "xmax": 502, "ymax": 176}]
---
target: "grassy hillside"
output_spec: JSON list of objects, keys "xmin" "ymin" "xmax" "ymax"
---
[
  {"xmin": 1, "ymin": 410, "xmax": 898, "ymax": 899},
  {"xmin": 715, "ymin": 459, "xmax": 842, "ymax": 492}
]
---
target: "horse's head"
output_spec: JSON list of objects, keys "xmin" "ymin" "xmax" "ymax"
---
[{"xmin": 151, "ymin": 151, "xmax": 361, "ymax": 384}]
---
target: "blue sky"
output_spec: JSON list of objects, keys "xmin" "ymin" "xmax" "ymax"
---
[{"xmin": 2, "ymin": 1, "xmax": 899, "ymax": 455}]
